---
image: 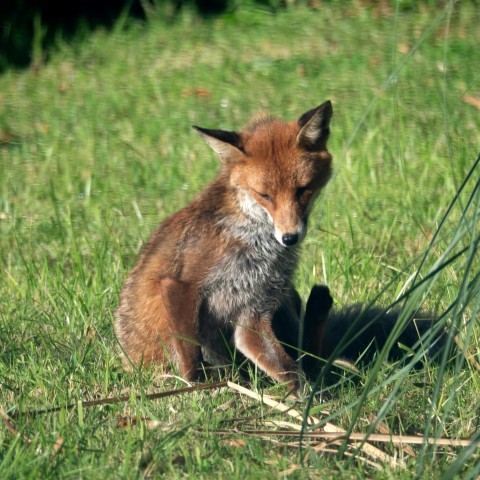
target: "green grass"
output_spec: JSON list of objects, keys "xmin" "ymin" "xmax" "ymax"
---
[{"xmin": 1, "ymin": 1, "xmax": 479, "ymax": 478}]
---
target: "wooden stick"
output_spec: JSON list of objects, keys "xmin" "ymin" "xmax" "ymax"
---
[
  {"xmin": 209, "ymin": 427, "xmax": 474, "ymax": 448},
  {"xmin": 13, "ymin": 381, "xmax": 229, "ymax": 417}
]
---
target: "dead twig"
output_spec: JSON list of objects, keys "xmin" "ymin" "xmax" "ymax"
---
[
  {"xmin": 1, "ymin": 406, "xmax": 31, "ymax": 444},
  {"xmin": 207, "ymin": 427, "xmax": 475, "ymax": 448},
  {"xmin": 2, "ymin": 406, "xmax": 20, "ymax": 435},
  {"xmin": 12, "ymin": 381, "xmax": 229, "ymax": 418}
]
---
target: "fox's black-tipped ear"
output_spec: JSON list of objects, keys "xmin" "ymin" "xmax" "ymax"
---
[
  {"xmin": 192, "ymin": 126, "xmax": 244, "ymax": 162},
  {"xmin": 297, "ymin": 100, "xmax": 333, "ymax": 150}
]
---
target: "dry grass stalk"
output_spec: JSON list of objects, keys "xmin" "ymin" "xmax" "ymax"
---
[{"xmin": 227, "ymin": 381, "xmax": 401, "ymax": 469}]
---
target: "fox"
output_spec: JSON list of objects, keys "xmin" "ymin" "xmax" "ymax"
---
[{"xmin": 115, "ymin": 101, "xmax": 335, "ymax": 392}]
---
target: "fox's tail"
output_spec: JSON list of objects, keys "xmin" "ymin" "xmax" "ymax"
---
[{"xmin": 320, "ymin": 304, "xmax": 445, "ymax": 363}]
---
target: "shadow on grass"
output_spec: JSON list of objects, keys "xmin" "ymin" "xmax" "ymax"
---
[{"xmin": 0, "ymin": 0, "xmax": 229, "ymax": 72}]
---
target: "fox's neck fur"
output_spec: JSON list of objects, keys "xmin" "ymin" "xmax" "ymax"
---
[{"xmin": 199, "ymin": 178, "xmax": 299, "ymax": 321}]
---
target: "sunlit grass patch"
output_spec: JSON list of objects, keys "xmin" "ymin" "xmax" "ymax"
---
[{"xmin": 1, "ymin": 2, "xmax": 479, "ymax": 477}]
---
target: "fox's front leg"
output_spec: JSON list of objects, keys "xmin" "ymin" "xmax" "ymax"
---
[{"xmin": 234, "ymin": 312, "xmax": 299, "ymax": 390}]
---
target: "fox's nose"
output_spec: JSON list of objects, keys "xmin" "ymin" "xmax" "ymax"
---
[{"xmin": 281, "ymin": 233, "xmax": 299, "ymax": 246}]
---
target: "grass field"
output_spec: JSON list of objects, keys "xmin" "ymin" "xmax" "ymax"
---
[{"xmin": 1, "ymin": 1, "xmax": 479, "ymax": 478}]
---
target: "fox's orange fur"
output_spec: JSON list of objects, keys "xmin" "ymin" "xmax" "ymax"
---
[{"xmin": 115, "ymin": 102, "xmax": 334, "ymax": 391}]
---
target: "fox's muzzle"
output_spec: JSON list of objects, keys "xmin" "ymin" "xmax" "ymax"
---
[
  {"xmin": 281, "ymin": 233, "xmax": 299, "ymax": 246},
  {"xmin": 274, "ymin": 223, "xmax": 306, "ymax": 247}
]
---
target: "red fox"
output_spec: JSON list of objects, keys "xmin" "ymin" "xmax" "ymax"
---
[{"xmin": 115, "ymin": 101, "xmax": 334, "ymax": 391}]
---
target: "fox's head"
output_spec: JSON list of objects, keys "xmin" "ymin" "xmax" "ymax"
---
[{"xmin": 193, "ymin": 101, "xmax": 333, "ymax": 247}]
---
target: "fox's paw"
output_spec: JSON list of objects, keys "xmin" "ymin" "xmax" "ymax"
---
[{"xmin": 306, "ymin": 285, "xmax": 333, "ymax": 316}]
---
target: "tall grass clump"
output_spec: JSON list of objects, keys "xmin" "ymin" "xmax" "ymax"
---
[{"xmin": 303, "ymin": 152, "xmax": 479, "ymax": 476}]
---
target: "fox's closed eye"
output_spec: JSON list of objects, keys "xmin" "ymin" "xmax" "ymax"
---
[
  {"xmin": 259, "ymin": 192, "xmax": 272, "ymax": 202},
  {"xmin": 252, "ymin": 188, "xmax": 272, "ymax": 202}
]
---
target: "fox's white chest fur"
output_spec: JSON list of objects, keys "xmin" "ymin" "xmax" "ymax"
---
[{"xmin": 202, "ymin": 191, "xmax": 299, "ymax": 320}]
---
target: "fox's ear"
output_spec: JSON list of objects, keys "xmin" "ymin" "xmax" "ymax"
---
[
  {"xmin": 192, "ymin": 126, "xmax": 244, "ymax": 162},
  {"xmin": 297, "ymin": 100, "xmax": 333, "ymax": 150}
]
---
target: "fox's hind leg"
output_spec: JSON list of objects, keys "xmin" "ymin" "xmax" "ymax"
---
[
  {"xmin": 115, "ymin": 277, "xmax": 202, "ymax": 381},
  {"xmin": 159, "ymin": 278, "xmax": 203, "ymax": 381},
  {"xmin": 302, "ymin": 285, "xmax": 333, "ymax": 375},
  {"xmin": 271, "ymin": 287, "xmax": 303, "ymax": 360},
  {"xmin": 115, "ymin": 279, "xmax": 172, "ymax": 367},
  {"xmin": 271, "ymin": 285, "xmax": 333, "ymax": 375}
]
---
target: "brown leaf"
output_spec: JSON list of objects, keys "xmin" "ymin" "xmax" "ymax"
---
[
  {"xmin": 0, "ymin": 130, "xmax": 18, "ymax": 143},
  {"xmin": 463, "ymin": 95, "xmax": 480, "ymax": 110},
  {"xmin": 172, "ymin": 455, "xmax": 186, "ymax": 466},
  {"xmin": 182, "ymin": 87, "xmax": 211, "ymax": 98},
  {"xmin": 297, "ymin": 65, "xmax": 307, "ymax": 77},
  {"xmin": 1, "ymin": 408, "xmax": 18, "ymax": 435},
  {"xmin": 116, "ymin": 415, "xmax": 177, "ymax": 431},
  {"xmin": 35, "ymin": 122, "xmax": 49, "ymax": 134},
  {"xmin": 53, "ymin": 436, "xmax": 64, "ymax": 454},
  {"xmin": 221, "ymin": 438, "xmax": 246, "ymax": 448}
]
